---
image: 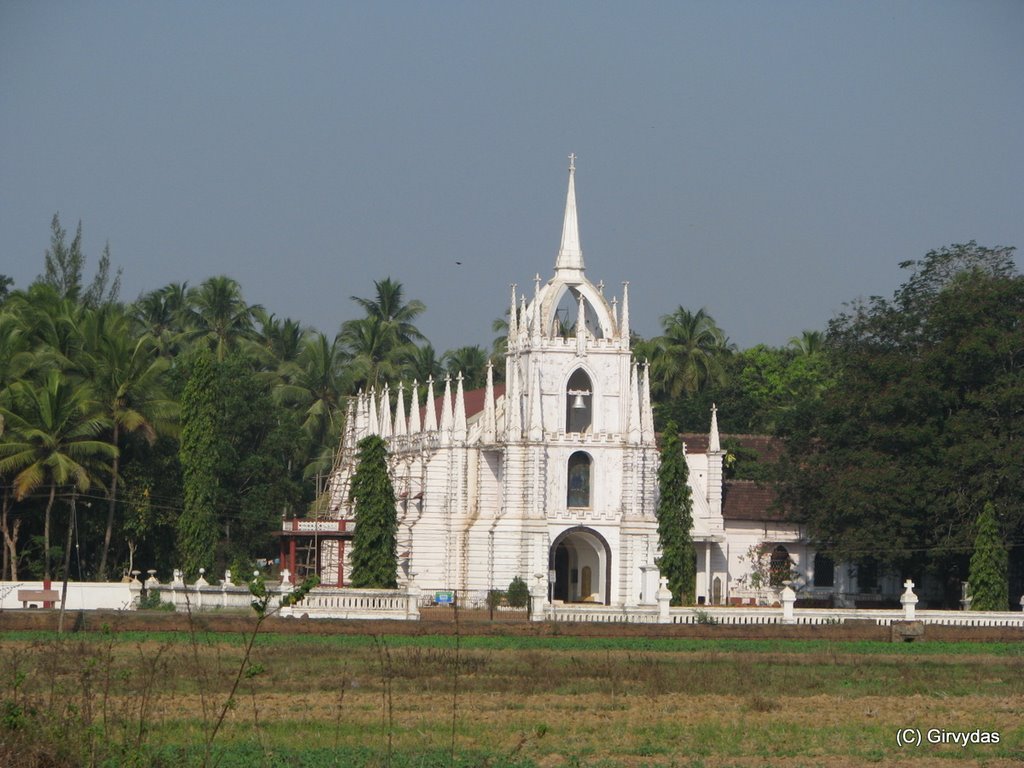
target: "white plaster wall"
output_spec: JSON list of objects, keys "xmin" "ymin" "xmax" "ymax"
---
[{"xmin": 0, "ymin": 581, "xmax": 134, "ymax": 611}]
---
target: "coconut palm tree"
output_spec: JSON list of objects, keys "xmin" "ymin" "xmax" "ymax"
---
[
  {"xmin": 788, "ymin": 330, "xmax": 825, "ymax": 356},
  {"xmin": 79, "ymin": 306, "xmax": 178, "ymax": 579},
  {"xmin": 442, "ymin": 345, "xmax": 489, "ymax": 390},
  {"xmin": 0, "ymin": 371, "xmax": 116, "ymax": 579},
  {"xmin": 350, "ymin": 277, "xmax": 426, "ymax": 346},
  {"xmin": 648, "ymin": 307, "xmax": 733, "ymax": 398},
  {"xmin": 276, "ymin": 332, "xmax": 348, "ymax": 447},
  {"xmin": 185, "ymin": 276, "xmax": 263, "ymax": 361},
  {"xmin": 403, "ymin": 343, "xmax": 443, "ymax": 391},
  {"xmin": 339, "ymin": 316, "xmax": 409, "ymax": 393},
  {"xmin": 131, "ymin": 282, "xmax": 193, "ymax": 359}
]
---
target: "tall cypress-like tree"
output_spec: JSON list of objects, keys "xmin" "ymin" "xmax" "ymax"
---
[
  {"xmin": 177, "ymin": 353, "xmax": 221, "ymax": 578},
  {"xmin": 349, "ymin": 435, "xmax": 398, "ymax": 588},
  {"xmin": 969, "ymin": 503, "xmax": 1008, "ymax": 611},
  {"xmin": 656, "ymin": 424, "xmax": 696, "ymax": 605}
]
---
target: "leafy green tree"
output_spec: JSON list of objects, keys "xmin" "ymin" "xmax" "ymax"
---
[
  {"xmin": 969, "ymin": 504, "xmax": 1008, "ymax": 611},
  {"xmin": 348, "ymin": 435, "xmax": 398, "ymax": 588},
  {"xmin": 655, "ymin": 424, "xmax": 696, "ymax": 605},
  {"xmin": 779, "ymin": 243, "xmax": 1023, "ymax": 592}
]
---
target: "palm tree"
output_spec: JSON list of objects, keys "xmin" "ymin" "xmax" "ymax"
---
[
  {"xmin": 0, "ymin": 371, "xmax": 116, "ymax": 579},
  {"xmin": 276, "ymin": 332, "xmax": 349, "ymax": 449},
  {"xmin": 788, "ymin": 330, "xmax": 825, "ymax": 356},
  {"xmin": 131, "ymin": 282, "xmax": 193, "ymax": 359},
  {"xmin": 442, "ymin": 345, "xmax": 489, "ymax": 390},
  {"xmin": 648, "ymin": 307, "xmax": 733, "ymax": 398},
  {"xmin": 80, "ymin": 306, "xmax": 178, "ymax": 579},
  {"xmin": 250, "ymin": 311, "xmax": 308, "ymax": 385},
  {"xmin": 339, "ymin": 316, "xmax": 409, "ymax": 393},
  {"xmin": 185, "ymin": 276, "xmax": 263, "ymax": 361},
  {"xmin": 403, "ymin": 343, "xmax": 443, "ymax": 391},
  {"xmin": 350, "ymin": 277, "xmax": 426, "ymax": 346}
]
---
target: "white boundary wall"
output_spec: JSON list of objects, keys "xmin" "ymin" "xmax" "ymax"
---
[{"xmin": 0, "ymin": 581, "xmax": 134, "ymax": 611}]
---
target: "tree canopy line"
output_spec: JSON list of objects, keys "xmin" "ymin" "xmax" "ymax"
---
[{"xmin": 0, "ymin": 216, "xmax": 1020, "ymax": 605}]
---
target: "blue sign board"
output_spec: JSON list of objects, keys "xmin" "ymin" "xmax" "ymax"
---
[{"xmin": 434, "ymin": 591, "xmax": 454, "ymax": 605}]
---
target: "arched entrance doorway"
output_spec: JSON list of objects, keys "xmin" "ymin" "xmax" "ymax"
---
[{"xmin": 549, "ymin": 527, "xmax": 611, "ymax": 605}]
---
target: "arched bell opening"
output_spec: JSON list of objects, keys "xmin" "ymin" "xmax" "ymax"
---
[
  {"xmin": 565, "ymin": 369, "xmax": 593, "ymax": 433},
  {"xmin": 549, "ymin": 526, "xmax": 611, "ymax": 605}
]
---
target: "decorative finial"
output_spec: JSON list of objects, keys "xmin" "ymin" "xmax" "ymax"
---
[{"xmin": 568, "ymin": 152, "xmax": 576, "ymax": 171}]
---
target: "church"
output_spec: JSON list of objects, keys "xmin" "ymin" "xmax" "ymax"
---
[{"xmin": 280, "ymin": 157, "xmax": 850, "ymax": 608}]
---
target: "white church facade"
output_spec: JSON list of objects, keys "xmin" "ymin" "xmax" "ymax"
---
[{"xmin": 280, "ymin": 158, "xmax": 874, "ymax": 609}]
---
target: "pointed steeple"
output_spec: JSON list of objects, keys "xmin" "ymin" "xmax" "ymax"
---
[
  {"xmin": 440, "ymin": 375, "xmax": 453, "ymax": 444},
  {"xmin": 518, "ymin": 296, "xmax": 529, "ymax": 345},
  {"xmin": 627, "ymin": 362, "xmax": 641, "ymax": 444},
  {"xmin": 424, "ymin": 377, "xmax": 437, "ymax": 432},
  {"xmin": 527, "ymin": 363, "xmax": 543, "ymax": 441},
  {"xmin": 343, "ymin": 398, "xmax": 357, "ymax": 450},
  {"xmin": 620, "ymin": 282, "xmax": 631, "ymax": 342},
  {"xmin": 531, "ymin": 273, "xmax": 542, "ymax": 342},
  {"xmin": 640, "ymin": 361, "xmax": 654, "ymax": 444},
  {"xmin": 505, "ymin": 356, "xmax": 522, "ymax": 440},
  {"xmin": 453, "ymin": 372, "xmax": 467, "ymax": 441},
  {"xmin": 555, "ymin": 153, "xmax": 584, "ymax": 275},
  {"xmin": 394, "ymin": 383, "xmax": 407, "ymax": 437},
  {"xmin": 507, "ymin": 284, "xmax": 518, "ymax": 345},
  {"xmin": 709, "ymin": 402, "xmax": 721, "ymax": 453},
  {"xmin": 378, "ymin": 385, "xmax": 392, "ymax": 438},
  {"xmin": 482, "ymin": 360, "xmax": 497, "ymax": 442},
  {"xmin": 367, "ymin": 387, "xmax": 379, "ymax": 435},
  {"xmin": 409, "ymin": 380, "xmax": 422, "ymax": 434},
  {"xmin": 354, "ymin": 390, "xmax": 368, "ymax": 440}
]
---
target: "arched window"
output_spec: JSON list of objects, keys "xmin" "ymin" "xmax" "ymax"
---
[
  {"xmin": 565, "ymin": 369, "xmax": 593, "ymax": 433},
  {"xmin": 769, "ymin": 545, "xmax": 791, "ymax": 587},
  {"xmin": 567, "ymin": 452, "xmax": 592, "ymax": 507}
]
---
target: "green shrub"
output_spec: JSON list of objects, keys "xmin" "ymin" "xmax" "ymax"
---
[{"xmin": 506, "ymin": 576, "xmax": 529, "ymax": 608}]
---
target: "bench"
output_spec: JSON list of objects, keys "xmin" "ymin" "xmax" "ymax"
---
[{"xmin": 17, "ymin": 589, "xmax": 61, "ymax": 608}]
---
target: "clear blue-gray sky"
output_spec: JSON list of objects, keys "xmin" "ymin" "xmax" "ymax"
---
[{"xmin": 2, "ymin": 2, "xmax": 1021, "ymax": 353}]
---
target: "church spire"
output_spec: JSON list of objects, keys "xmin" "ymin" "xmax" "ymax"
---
[
  {"xmin": 482, "ymin": 360, "xmax": 496, "ymax": 442},
  {"xmin": 424, "ymin": 377, "xmax": 437, "ymax": 432},
  {"xmin": 453, "ymin": 372, "xmax": 467, "ymax": 441},
  {"xmin": 554, "ymin": 153, "xmax": 584, "ymax": 276},
  {"xmin": 394, "ymin": 383, "xmax": 407, "ymax": 437},
  {"xmin": 409, "ymin": 380, "xmax": 422, "ymax": 434},
  {"xmin": 709, "ymin": 402, "xmax": 721, "ymax": 453}
]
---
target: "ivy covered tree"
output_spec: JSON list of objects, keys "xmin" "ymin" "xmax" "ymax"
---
[
  {"xmin": 177, "ymin": 353, "xmax": 221, "ymax": 577},
  {"xmin": 656, "ymin": 423, "xmax": 695, "ymax": 605},
  {"xmin": 348, "ymin": 435, "xmax": 398, "ymax": 588},
  {"xmin": 178, "ymin": 352, "xmax": 302, "ymax": 577},
  {"xmin": 969, "ymin": 503, "xmax": 1008, "ymax": 611}
]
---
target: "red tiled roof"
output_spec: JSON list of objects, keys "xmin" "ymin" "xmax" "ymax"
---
[
  {"xmin": 721, "ymin": 480, "xmax": 787, "ymax": 521},
  {"xmin": 421, "ymin": 384, "xmax": 506, "ymax": 423}
]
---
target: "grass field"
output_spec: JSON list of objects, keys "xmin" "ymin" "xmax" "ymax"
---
[{"xmin": 1, "ymin": 627, "xmax": 1022, "ymax": 767}]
